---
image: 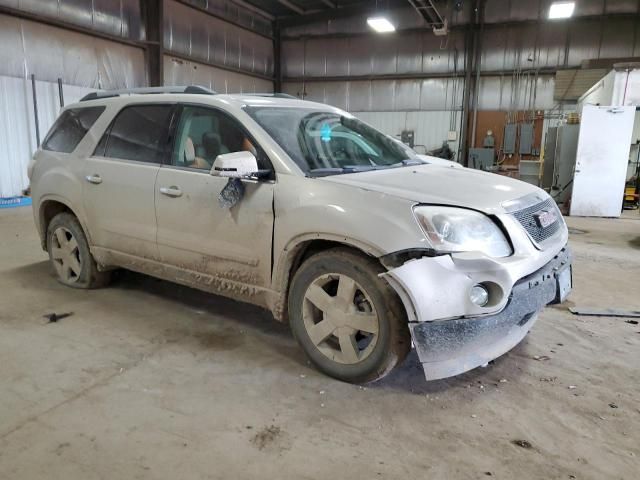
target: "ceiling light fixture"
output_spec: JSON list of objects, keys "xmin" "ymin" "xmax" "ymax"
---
[
  {"xmin": 549, "ymin": 1, "xmax": 575, "ymax": 19},
  {"xmin": 367, "ymin": 16, "xmax": 396, "ymax": 33}
]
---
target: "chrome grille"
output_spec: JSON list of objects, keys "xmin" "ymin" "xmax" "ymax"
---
[{"xmin": 511, "ymin": 198, "xmax": 561, "ymax": 244}]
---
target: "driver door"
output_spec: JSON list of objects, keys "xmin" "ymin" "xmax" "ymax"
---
[{"xmin": 154, "ymin": 105, "xmax": 275, "ymax": 291}]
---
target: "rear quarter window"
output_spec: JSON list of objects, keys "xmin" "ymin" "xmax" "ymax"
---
[{"xmin": 42, "ymin": 106, "xmax": 105, "ymax": 153}]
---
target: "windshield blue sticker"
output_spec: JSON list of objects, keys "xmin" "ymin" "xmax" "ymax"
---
[{"xmin": 320, "ymin": 123, "xmax": 332, "ymax": 142}]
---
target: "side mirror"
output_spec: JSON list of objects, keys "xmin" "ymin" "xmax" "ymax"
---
[{"xmin": 211, "ymin": 151, "xmax": 258, "ymax": 178}]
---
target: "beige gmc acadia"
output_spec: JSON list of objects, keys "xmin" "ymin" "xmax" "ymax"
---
[{"xmin": 28, "ymin": 86, "xmax": 572, "ymax": 383}]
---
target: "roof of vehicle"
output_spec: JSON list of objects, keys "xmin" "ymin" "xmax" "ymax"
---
[{"xmin": 72, "ymin": 86, "xmax": 334, "ymax": 112}]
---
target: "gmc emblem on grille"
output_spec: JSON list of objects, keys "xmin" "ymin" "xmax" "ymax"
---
[{"xmin": 534, "ymin": 210, "xmax": 557, "ymax": 228}]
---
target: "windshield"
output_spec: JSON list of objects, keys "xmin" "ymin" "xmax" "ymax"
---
[{"xmin": 244, "ymin": 107, "xmax": 422, "ymax": 176}]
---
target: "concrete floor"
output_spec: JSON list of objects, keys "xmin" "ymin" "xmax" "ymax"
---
[{"xmin": 1, "ymin": 206, "xmax": 639, "ymax": 479}]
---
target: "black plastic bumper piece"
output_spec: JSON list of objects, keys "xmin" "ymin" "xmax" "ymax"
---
[{"xmin": 410, "ymin": 246, "xmax": 571, "ymax": 380}]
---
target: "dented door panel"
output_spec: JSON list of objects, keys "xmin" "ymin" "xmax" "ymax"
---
[{"xmin": 154, "ymin": 166, "xmax": 275, "ymax": 294}]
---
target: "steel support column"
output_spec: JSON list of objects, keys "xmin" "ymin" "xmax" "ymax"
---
[
  {"xmin": 274, "ymin": 21, "xmax": 283, "ymax": 92},
  {"xmin": 470, "ymin": 0, "xmax": 485, "ymax": 154},
  {"xmin": 459, "ymin": 0, "xmax": 481, "ymax": 166},
  {"xmin": 142, "ymin": 0, "xmax": 163, "ymax": 87}
]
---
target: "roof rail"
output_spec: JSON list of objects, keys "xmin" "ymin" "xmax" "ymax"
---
[
  {"xmin": 79, "ymin": 85, "xmax": 216, "ymax": 102},
  {"xmin": 242, "ymin": 93, "xmax": 298, "ymax": 99}
]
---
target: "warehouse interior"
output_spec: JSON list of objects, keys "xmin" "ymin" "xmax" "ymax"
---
[{"xmin": 0, "ymin": 0, "xmax": 639, "ymax": 478}]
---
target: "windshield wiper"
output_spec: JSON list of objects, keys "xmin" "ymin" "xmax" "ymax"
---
[
  {"xmin": 390, "ymin": 159, "xmax": 427, "ymax": 167},
  {"xmin": 307, "ymin": 166, "xmax": 382, "ymax": 177}
]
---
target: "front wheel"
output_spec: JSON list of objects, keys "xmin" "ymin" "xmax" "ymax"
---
[{"xmin": 288, "ymin": 248, "xmax": 410, "ymax": 384}]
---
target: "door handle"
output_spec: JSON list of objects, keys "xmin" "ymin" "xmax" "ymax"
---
[
  {"xmin": 85, "ymin": 174, "xmax": 102, "ymax": 184},
  {"xmin": 160, "ymin": 186, "xmax": 182, "ymax": 198}
]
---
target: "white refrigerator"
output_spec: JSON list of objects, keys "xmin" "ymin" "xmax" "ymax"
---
[{"xmin": 570, "ymin": 105, "xmax": 636, "ymax": 217}]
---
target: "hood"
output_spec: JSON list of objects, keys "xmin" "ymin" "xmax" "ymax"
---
[
  {"xmin": 320, "ymin": 164, "xmax": 543, "ymax": 214},
  {"xmin": 417, "ymin": 154, "xmax": 463, "ymax": 168}
]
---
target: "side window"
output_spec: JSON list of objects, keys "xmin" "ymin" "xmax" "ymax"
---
[
  {"xmin": 99, "ymin": 105, "xmax": 173, "ymax": 163},
  {"xmin": 42, "ymin": 106, "xmax": 105, "ymax": 153},
  {"xmin": 171, "ymin": 106, "xmax": 268, "ymax": 172}
]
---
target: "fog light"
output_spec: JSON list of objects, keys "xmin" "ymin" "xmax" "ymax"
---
[{"xmin": 470, "ymin": 284, "xmax": 489, "ymax": 306}]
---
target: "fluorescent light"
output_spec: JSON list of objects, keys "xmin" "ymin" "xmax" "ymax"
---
[
  {"xmin": 549, "ymin": 1, "xmax": 575, "ymax": 19},
  {"xmin": 367, "ymin": 16, "xmax": 396, "ymax": 33}
]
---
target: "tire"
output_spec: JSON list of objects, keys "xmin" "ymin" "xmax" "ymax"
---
[
  {"xmin": 46, "ymin": 212, "xmax": 111, "ymax": 289},
  {"xmin": 288, "ymin": 248, "xmax": 410, "ymax": 384}
]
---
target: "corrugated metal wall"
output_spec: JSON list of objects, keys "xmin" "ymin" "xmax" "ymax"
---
[
  {"xmin": 0, "ymin": 0, "xmax": 144, "ymax": 40},
  {"xmin": 281, "ymin": 1, "xmax": 640, "ymax": 113},
  {"xmin": 164, "ymin": 55, "xmax": 273, "ymax": 93},
  {"xmin": 283, "ymin": 75, "xmax": 557, "ymax": 112},
  {"xmin": 283, "ymin": 77, "xmax": 464, "ymax": 111},
  {"xmin": 0, "ymin": 0, "xmax": 275, "ymax": 197},
  {"xmin": 178, "ymin": 0, "xmax": 272, "ymax": 37},
  {"xmin": 281, "ymin": 13, "xmax": 640, "ymax": 111},
  {"xmin": 0, "ymin": 76, "xmax": 94, "ymax": 197},
  {"xmin": 356, "ymin": 111, "xmax": 462, "ymax": 154},
  {"xmin": 282, "ymin": 30, "xmax": 466, "ymax": 79},
  {"xmin": 0, "ymin": 11, "xmax": 146, "ymax": 197},
  {"xmin": 164, "ymin": 0, "xmax": 274, "ymax": 81},
  {"xmin": 281, "ymin": 1, "xmax": 640, "ymax": 152},
  {"xmin": 0, "ymin": 13, "xmax": 146, "ymax": 87}
]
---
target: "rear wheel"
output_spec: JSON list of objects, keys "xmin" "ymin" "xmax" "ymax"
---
[
  {"xmin": 288, "ymin": 248, "xmax": 410, "ymax": 384},
  {"xmin": 47, "ymin": 212, "xmax": 111, "ymax": 289}
]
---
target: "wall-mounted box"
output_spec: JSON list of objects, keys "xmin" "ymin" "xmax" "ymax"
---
[
  {"xmin": 503, "ymin": 124, "xmax": 517, "ymax": 154},
  {"xmin": 519, "ymin": 123, "xmax": 534, "ymax": 154}
]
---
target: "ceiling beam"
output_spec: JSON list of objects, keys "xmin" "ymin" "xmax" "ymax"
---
[
  {"xmin": 279, "ymin": 2, "xmax": 406, "ymax": 27},
  {"xmin": 321, "ymin": 0, "xmax": 336, "ymax": 7},
  {"xmin": 230, "ymin": 0, "xmax": 275, "ymax": 21},
  {"xmin": 278, "ymin": 0, "xmax": 305, "ymax": 15},
  {"xmin": 407, "ymin": 0, "xmax": 445, "ymax": 27}
]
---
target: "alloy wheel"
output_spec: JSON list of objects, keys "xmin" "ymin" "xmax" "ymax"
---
[
  {"xmin": 50, "ymin": 227, "xmax": 82, "ymax": 283},
  {"xmin": 302, "ymin": 273, "xmax": 379, "ymax": 364}
]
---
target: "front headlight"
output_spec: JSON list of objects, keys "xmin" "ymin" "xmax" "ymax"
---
[{"xmin": 413, "ymin": 206, "xmax": 512, "ymax": 258}]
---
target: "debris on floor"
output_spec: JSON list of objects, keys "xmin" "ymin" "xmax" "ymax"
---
[
  {"xmin": 533, "ymin": 355, "xmax": 551, "ymax": 361},
  {"xmin": 250, "ymin": 425, "xmax": 282, "ymax": 450},
  {"xmin": 569, "ymin": 307, "xmax": 640, "ymax": 318},
  {"xmin": 511, "ymin": 439, "xmax": 533, "ymax": 449},
  {"xmin": 609, "ymin": 403, "xmax": 619, "ymax": 409},
  {"xmin": 43, "ymin": 312, "xmax": 74, "ymax": 323}
]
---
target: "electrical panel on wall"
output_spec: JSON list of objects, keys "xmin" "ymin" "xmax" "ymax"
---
[
  {"xmin": 519, "ymin": 123, "xmax": 534, "ymax": 155},
  {"xmin": 503, "ymin": 124, "xmax": 517, "ymax": 154}
]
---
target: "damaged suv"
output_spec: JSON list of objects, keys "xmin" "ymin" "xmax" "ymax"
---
[{"xmin": 29, "ymin": 86, "xmax": 571, "ymax": 383}]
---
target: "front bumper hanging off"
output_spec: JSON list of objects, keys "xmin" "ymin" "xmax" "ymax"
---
[{"xmin": 385, "ymin": 247, "xmax": 572, "ymax": 381}]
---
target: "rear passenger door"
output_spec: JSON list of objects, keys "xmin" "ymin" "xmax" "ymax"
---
[{"xmin": 83, "ymin": 104, "xmax": 174, "ymax": 260}]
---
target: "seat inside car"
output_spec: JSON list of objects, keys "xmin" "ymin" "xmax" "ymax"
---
[
  {"xmin": 182, "ymin": 136, "xmax": 210, "ymax": 169},
  {"xmin": 203, "ymin": 132, "xmax": 226, "ymax": 161}
]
